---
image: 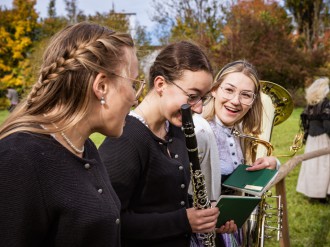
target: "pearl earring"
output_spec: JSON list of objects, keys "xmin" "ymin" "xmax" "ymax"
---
[{"xmin": 100, "ymin": 96, "xmax": 105, "ymax": 105}]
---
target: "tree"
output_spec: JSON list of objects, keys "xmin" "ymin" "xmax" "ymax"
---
[
  {"xmin": 151, "ymin": 0, "xmax": 225, "ymax": 48},
  {"xmin": 87, "ymin": 11, "xmax": 130, "ymax": 33},
  {"xmin": 134, "ymin": 22, "xmax": 152, "ymax": 48},
  {"xmin": 285, "ymin": 0, "xmax": 330, "ymax": 51},
  {"xmin": 285, "ymin": 0, "xmax": 330, "ymax": 79},
  {"xmin": 39, "ymin": 0, "xmax": 68, "ymax": 38},
  {"xmin": 0, "ymin": 0, "xmax": 39, "ymax": 90},
  {"xmin": 217, "ymin": 0, "xmax": 308, "ymax": 89},
  {"xmin": 64, "ymin": 0, "xmax": 84, "ymax": 24}
]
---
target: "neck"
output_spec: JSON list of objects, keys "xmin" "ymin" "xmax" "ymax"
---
[{"xmin": 135, "ymin": 98, "xmax": 167, "ymax": 139}]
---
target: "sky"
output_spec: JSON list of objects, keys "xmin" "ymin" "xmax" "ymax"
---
[{"xmin": 0, "ymin": 0, "xmax": 156, "ymax": 41}]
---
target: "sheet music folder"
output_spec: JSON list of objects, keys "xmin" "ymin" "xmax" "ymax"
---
[
  {"xmin": 215, "ymin": 195, "xmax": 261, "ymax": 228},
  {"xmin": 222, "ymin": 164, "xmax": 278, "ymax": 196}
]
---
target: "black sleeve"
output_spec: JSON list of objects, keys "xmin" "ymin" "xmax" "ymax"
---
[{"xmin": 300, "ymin": 110, "xmax": 309, "ymax": 144}]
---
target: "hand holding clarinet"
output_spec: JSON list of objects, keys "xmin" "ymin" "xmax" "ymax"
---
[{"xmin": 181, "ymin": 104, "xmax": 237, "ymax": 246}]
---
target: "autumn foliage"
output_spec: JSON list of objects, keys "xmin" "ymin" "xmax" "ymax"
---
[{"xmin": 0, "ymin": 0, "xmax": 329, "ymax": 108}]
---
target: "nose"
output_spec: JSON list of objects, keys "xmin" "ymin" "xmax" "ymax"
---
[
  {"xmin": 230, "ymin": 93, "xmax": 240, "ymax": 105},
  {"xmin": 191, "ymin": 101, "xmax": 203, "ymax": 114}
]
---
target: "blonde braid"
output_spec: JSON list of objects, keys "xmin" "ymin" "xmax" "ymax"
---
[{"xmin": 26, "ymin": 43, "xmax": 87, "ymax": 107}]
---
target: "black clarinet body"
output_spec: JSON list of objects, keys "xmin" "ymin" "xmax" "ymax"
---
[{"xmin": 181, "ymin": 104, "xmax": 216, "ymax": 247}]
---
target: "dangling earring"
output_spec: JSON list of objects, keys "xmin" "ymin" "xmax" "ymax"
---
[{"xmin": 100, "ymin": 96, "xmax": 105, "ymax": 105}]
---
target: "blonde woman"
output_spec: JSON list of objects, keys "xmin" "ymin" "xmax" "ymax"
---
[
  {"xmin": 193, "ymin": 60, "xmax": 280, "ymax": 247},
  {"xmin": 296, "ymin": 77, "xmax": 330, "ymax": 203},
  {"xmin": 0, "ymin": 22, "xmax": 144, "ymax": 246}
]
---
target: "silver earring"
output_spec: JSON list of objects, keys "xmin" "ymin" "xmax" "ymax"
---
[{"xmin": 100, "ymin": 96, "xmax": 105, "ymax": 105}]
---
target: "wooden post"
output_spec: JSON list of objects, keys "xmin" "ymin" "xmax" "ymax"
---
[{"xmin": 276, "ymin": 180, "xmax": 290, "ymax": 247}]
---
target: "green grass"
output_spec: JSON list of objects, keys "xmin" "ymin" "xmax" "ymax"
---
[{"xmin": 1, "ymin": 109, "xmax": 329, "ymax": 246}]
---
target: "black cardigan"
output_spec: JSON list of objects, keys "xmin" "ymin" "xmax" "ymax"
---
[
  {"xmin": 300, "ymin": 98, "xmax": 330, "ymax": 142},
  {"xmin": 99, "ymin": 115, "xmax": 192, "ymax": 247},
  {"xmin": 0, "ymin": 132, "xmax": 121, "ymax": 247}
]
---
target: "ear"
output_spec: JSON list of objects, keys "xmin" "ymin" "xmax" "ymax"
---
[
  {"xmin": 92, "ymin": 73, "xmax": 108, "ymax": 100},
  {"xmin": 211, "ymin": 87, "xmax": 218, "ymax": 98},
  {"xmin": 153, "ymin": 75, "xmax": 167, "ymax": 95}
]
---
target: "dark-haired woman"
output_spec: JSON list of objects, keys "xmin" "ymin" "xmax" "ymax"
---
[{"xmin": 99, "ymin": 41, "xmax": 236, "ymax": 247}]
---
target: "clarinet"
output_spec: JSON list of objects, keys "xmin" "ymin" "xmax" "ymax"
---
[{"xmin": 181, "ymin": 104, "xmax": 216, "ymax": 247}]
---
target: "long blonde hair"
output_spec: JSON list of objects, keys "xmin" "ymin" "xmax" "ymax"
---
[
  {"xmin": 0, "ymin": 22, "xmax": 134, "ymax": 139},
  {"xmin": 203, "ymin": 60, "xmax": 263, "ymax": 136},
  {"xmin": 305, "ymin": 77, "xmax": 330, "ymax": 105}
]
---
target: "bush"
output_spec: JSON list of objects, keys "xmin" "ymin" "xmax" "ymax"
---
[
  {"xmin": 288, "ymin": 87, "xmax": 306, "ymax": 108},
  {"xmin": 0, "ymin": 97, "xmax": 9, "ymax": 110}
]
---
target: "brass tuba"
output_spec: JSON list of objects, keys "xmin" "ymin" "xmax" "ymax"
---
[{"xmin": 232, "ymin": 81, "xmax": 302, "ymax": 247}]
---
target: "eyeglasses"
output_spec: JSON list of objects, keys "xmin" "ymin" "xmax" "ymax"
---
[
  {"xmin": 170, "ymin": 81, "xmax": 212, "ymax": 106},
  {"xmin": 219, "ymin": 85, "xmax": 256, "ymax": 105},
  {"xmin": 111, "ymin": 73, "xmax": 146, "ymax": 98}
]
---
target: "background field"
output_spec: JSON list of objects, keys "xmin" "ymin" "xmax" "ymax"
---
[{"xmin": 1, "ymin": 108, "xmax": 329, "ymax": 246}]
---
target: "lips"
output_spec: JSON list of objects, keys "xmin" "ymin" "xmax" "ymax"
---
[{"xmin": 224, "ymin": 105, "xmax": 240, "ymax": 113}]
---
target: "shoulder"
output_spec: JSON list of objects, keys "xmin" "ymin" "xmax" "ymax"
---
[
  {"xmin": 193, "ymin": 114, "xmax": 211, "ymax": 131},
  {"xmin": 193, "ymin": 114, "xmax": 216, "ymax": 149},
  {"xmin": 193, "ymin": 114, "xmax": 214, "ymax": 137},
  {"xmin": 0, "ymin": 132, "xmax": 59, "ymax": 178},
  {"xmin": 1, "ymin": 132, "xmax": 50, "ymax": 152}
]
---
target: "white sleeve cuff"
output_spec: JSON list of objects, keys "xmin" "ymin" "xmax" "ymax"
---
[{"xmin": 275, "ymin": 158, "xmax": 281, "ymax": 170}]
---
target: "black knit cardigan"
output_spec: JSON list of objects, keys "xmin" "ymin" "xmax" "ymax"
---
[
  {"xmin": 99, "ymin": 115, "xmax": 193, "ymax": 247},
  {"xmin": 0, "ymin": 132, "xmax": 121, "ymax": 247},
  {"xmin": 300, "ymin": 97, "xmax": 330, "ymax": 143}
]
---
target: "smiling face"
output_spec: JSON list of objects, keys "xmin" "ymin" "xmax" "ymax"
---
[
  {"xmin": 160, "ymin": 69, "xmax": 213, "ymax": 127},
  {"xmin": 212, "ymin": 72, "xmax": 256, "ymax": 127}
]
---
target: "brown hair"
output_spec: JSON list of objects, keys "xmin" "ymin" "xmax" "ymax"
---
[
  {"xmin": 0, "ymin": 22, "xmax": 134, "ymax": 139},
  {"xmin": 148, "ymin": 41, "xmax": 213, "ymax": 89}
]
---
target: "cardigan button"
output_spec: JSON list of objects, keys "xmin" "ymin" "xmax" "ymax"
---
[
  {"xmin": 115, "ymin": 218, "xmax": 120, "ymax": 225},
  {"xmin": 168, "ymin": 138, "xmax": 173, "ymax": 143},
  {"xmin": 174, "ymin": 154, "xmax": 179, "ymax": 158},
  {"xmin": 178, "ymin": 166, "xmax": 183, "ymax": 170},
  {"xmin": 84, "ymin": 163, "xmax": 91, "ymax": 169},
  {"xmin": 97, "ymin": 188, "xmax": 103, "ymax": 194},
  {"xmin": 180, "ymin": 201, "xmax": 185, "ymax": 206},
  {"xmin": 181, "ymin": 184, "xmax": 185, "ymax": 189}
]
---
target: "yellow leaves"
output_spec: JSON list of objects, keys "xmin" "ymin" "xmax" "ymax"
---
[{"xmin": 0, "ymin": 0, "xmax": 38, "ymax": 89}]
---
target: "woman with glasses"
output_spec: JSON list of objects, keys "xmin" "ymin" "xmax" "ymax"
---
[
  {"xmin": 192, "ymin": 60, "xmax": 280, "ymax": 247},
  {"xmin": 0, "ymin": 22, "xmax": 142, "ymax": 246},
  {"xmin": 98, "ymin": 41, "xmax": 236, "ymax": 247}
]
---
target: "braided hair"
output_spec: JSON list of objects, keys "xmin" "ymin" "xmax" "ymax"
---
[{"xmin": 0, "ymin": 22, "xmax": 134, "ymax": 139}]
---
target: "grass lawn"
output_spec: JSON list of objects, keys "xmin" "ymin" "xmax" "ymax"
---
[{"xmin": 1, "ymin": 108, "xmax": 329, "ymax": 246}]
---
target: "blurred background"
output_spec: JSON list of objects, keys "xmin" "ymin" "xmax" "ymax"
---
[{"xmin": 0, "ymin": 0, "xmax": 329, "ymax": 109}]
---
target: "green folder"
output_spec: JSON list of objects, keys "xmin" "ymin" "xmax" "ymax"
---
[
  {"xmin": 216, "ymin": 195, "xmax": 261, "ymax": 228},
  {"xmin": 222, "ymin": 164, "xmax": 278, "ymax": 196}
]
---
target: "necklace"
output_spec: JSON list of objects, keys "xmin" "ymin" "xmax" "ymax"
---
[
  {"xmin": 134, "ymin": 107, "xmax": 149, "ymax": 127},
  {"xmin": 51, "ymin": 122, "xmax": 84, "ymax": 154},
  {"xmin": 134, "ymin": 107, "xmax": 169, "ymax": 137}
]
